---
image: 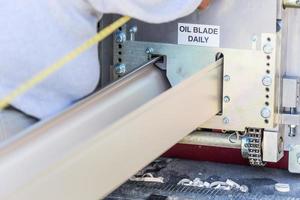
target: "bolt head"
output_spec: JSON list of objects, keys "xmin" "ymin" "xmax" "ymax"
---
[
  {"xmin": 145, "ymin": 47, "xmax": 154, "ymax": 54},
  {"xmin": 262, "ymin": 76, "xmax": 272, "ymax": 86},
  {"xmin": 224, "ymin": 96, "xmax": 231, "ymax": 103},
  {"xmin": 114, "ymin": 63, "xmax": 126, "ymax": 75},
  {"xmin": 297, "ymin": 156, "xmax": 300, "ymax": 164},
  {"xmin": 263, "ymin": 44, "xmax": 273, "ymax": 54},
  {"xmin": 115, "ymin": 31, "xmax": 126, "ymax": 43},
  {"xmin": 129, "ymin": 26, "xmax": 138, "ymax": 33},
  {"xmin": 224, "ymin": 75, "xmax": 231, "ymax": 82},
  {"xmin": 223, "ymin": 117, "xmax": 230, "ymax": 124},
  {"xmin": 261, "ymin": 107, "xmax": 271, "ymax": 119}
]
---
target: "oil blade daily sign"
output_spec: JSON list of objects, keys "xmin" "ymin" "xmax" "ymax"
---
[{"xmin": 178, "ymin": 23, "xmax": 220, "ymax": 47}]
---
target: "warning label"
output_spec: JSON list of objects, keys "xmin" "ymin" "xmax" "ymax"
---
[{"xmin": 178, "ymin": 23, "xmax": 220, "ymax": 47}]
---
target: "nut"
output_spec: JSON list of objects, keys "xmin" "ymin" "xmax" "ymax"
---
[{"xmin": 115, "ymin": 31, "xmax": 126, "ymax": 43}]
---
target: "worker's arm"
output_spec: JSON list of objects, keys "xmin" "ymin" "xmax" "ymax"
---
[{"xmin": 87, "ymin": 0, "xmax": 203, "ymax": 23}]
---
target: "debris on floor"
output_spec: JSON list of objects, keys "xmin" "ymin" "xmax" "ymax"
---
[
  {"xmin": 275, "ymin": 183, "xmax": 290, "ymax": 193},
  {"xmin": 106, "ymin": 158, "xmax": 300, "ymax": 200},
  {"xmin": 130, "ymin": 173, "xmax": 164, "ymax": 183},
  {"xmin": 177, "ymin": 177, "xmax": 249, "ymax": 193}
]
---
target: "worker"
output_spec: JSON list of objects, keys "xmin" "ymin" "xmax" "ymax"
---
[{"xmin": 0, "ymin": 0, "xmax": 211, "ymax": 141}]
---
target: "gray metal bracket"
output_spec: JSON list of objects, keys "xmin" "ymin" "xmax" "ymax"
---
[{"xmin": 113, "ymin": 35, "xmax": 278, "ymax": 131}]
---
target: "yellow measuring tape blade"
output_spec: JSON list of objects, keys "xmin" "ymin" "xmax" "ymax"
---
[{"xmin": 0, "ymin": 16, "xmax": 131, "ymax": 110}]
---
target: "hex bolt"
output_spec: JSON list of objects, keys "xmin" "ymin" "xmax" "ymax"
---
[
  {"xmin": 289, "ymin": 124, "xmax": 297, "ymax": 137},
  {"xmin": 261, "ymin": 107, "xmax": 271, "ymax": 119},
  {"xmin": 145, "ymin": 47, "xmax": 154, "ymax": 54},
  {"xmin": 223, "ymin": 117, "xmax": 230, "ymax": 124},
  {"xmin": 115, "ymin": 31, "xmax": 126, "ymax": 43},
  {"xmin": 289, "ymin": 108, "xmax": 297, "ymax": 137},
  {"xmin": 224, "ymin": 96, "xmax": 231, "ymax": 103},
  {"xmin": 114, "ymin": 63, "xmax": 126, "ymax": 75},
  {"xmin": 263, "ymin": 44, "xmax": 273, "ymax": 54},
  {"xmin": 224, "ymin": 75, "xmax": 231, "ymax": 82},
  {"xmin": 129, "ymin": 26, "xmax": 138, "ymax": 41},
  {"xmin": 262, "ymin": 76, "xmax": 272, "ymax": 86},
  {"xmin": 145, "ymin": 47, "xmax": 154, "ymax": 60}
]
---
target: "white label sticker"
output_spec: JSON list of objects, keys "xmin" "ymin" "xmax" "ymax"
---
[{"xmin": 178, "ymin": 23, "xmax": 220, "ymax": 47}]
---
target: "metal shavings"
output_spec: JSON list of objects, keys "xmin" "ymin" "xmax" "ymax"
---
[
  {"xmin": 177, "ymin": 178, "xmax": 249, "ymax": 193},
  {"xmin": 275, "ymin": 183, "xmax": 290, "ymax": 193},
  {"xmin": 129, "ymin": 173, "xmax": 164, "ymax": 183}
]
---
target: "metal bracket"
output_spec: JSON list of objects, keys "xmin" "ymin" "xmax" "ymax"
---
[
  {"xmin": 282, "ymin": 77, "xmax": 299, "ymax": 108},
  {"xmin": 263, "ymin": 129, "xmax": 284, "ymax": 162},
  {"xmin": 114, "ymin": 34, "xmax": 278, "ymax": 131},
  {"xmin": 281, "ymin": 113, "xmax": 300, "ymax": 125}
]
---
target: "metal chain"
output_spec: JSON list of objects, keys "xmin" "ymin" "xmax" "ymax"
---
[{"xmin": 244, "ymin": 128, "xmax": 266, "ymax": 167}]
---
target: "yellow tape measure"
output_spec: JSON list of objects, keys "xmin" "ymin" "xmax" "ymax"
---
[{"xmin": 0, "ymin": 16, "xmax": 131, "ymax": 110}]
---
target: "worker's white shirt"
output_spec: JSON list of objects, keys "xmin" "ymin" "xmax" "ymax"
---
[{"xmin": 0, "ymin": 0, "xmax": 201, "ymax": 119}]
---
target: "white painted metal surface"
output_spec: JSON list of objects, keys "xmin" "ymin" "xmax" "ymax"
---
[
  {"xmin": 121, "ymin": 40, "xmax": 278, "ymax": 131},
  {"xmin": 0, "ymin": 60, "xmax": 222, "ymax": 200},
  {"xmin": 263, "ymin": 129, "xmax": 284, "ymax": 162},
  {"xmin": 0, "ymin": 64, "xmax": 170, "ymax": 199}
]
